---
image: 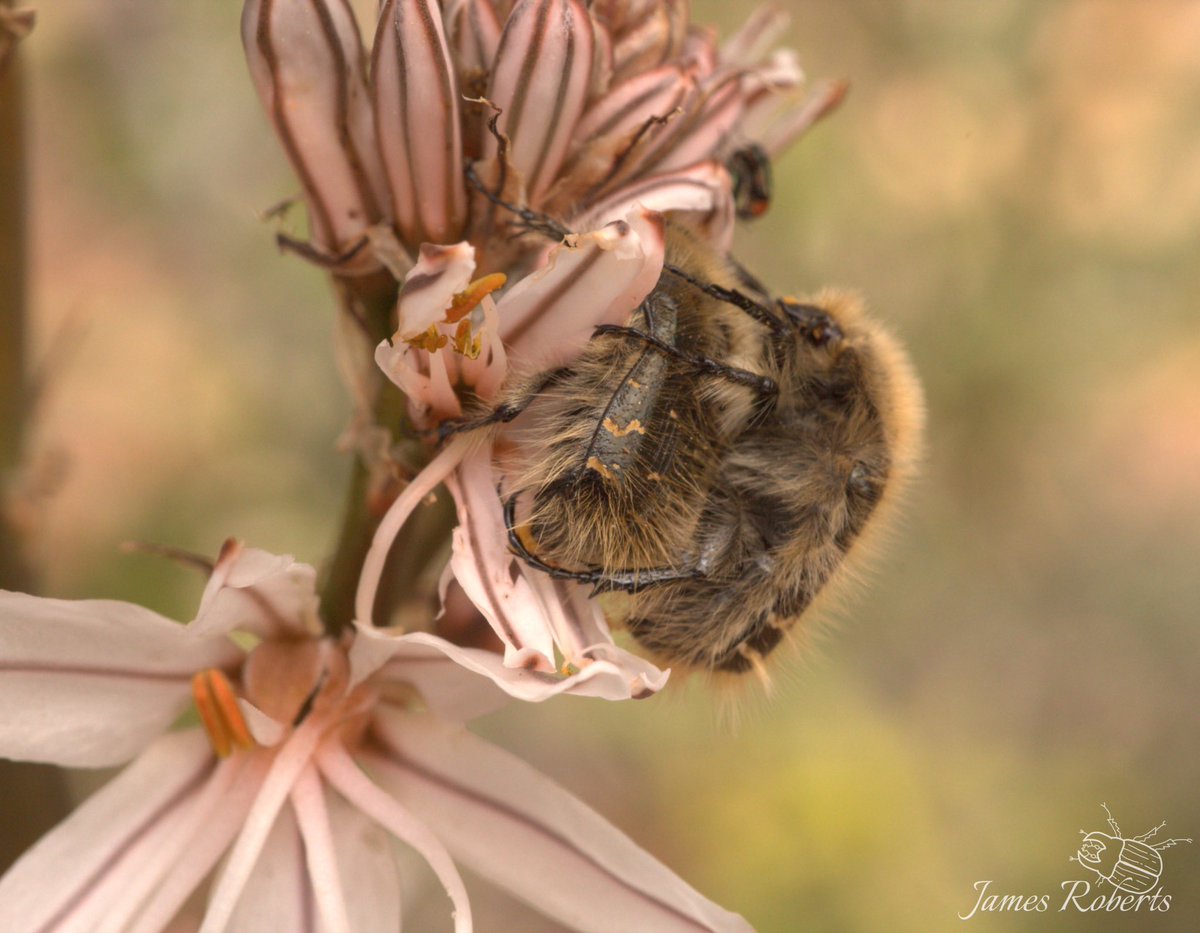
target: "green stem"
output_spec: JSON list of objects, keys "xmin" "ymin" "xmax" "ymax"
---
[{"xmin": 316, "ymin": 272, "xmax": 456, "ymax": 635}]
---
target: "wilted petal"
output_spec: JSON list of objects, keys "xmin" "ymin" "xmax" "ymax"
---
[
  {"xmin": 485, "ymin": 0, "xmax": 595, "ymax": 205},
  {"xmin": 497, "ymin": 208, "xmax": 665, "ymax": 365},
  {"xmin": 577, "ymin": 161, "xmax": 735, "ymax": 252},
  {"xmin": 0, "ymin": 593, "xmax": 240, "ymax": 767},
  {"xmin": 373, "ymin": 0, "xmax": 467, "ymax": 247},
  {"xmin": 0, "ymin": 731, "xmax": 216, "ymax": 930},
  {"xmin": 365, "ymin": 710, "xmax": 750, "ymax": 932},
  {"xmin": 191, "ymin": 539, "xmax": 320, "ymax": 641},
  {"xmin": 243, "ymin": 0, "xmax": 388, "ymax": 255}
]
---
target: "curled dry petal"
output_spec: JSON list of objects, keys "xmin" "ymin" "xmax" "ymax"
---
[
  {"xmin": 242, "ymin": 0, "xmax": 389, "ymax": 257},
  {"xmin": 0, "ymin": 593, "xmax": 241, "ymax": 767},
  {"xmin": 485, "ymin": 0, "xmax": 595, "ymax": 205},
  {"xmin": 497, "ymin": 207, "xmax": 666, "ymax": 365},
  {"xmin": 365, "ymin": 710, "xmax": 752, "ymax": 933},
  {"xmin": 373, "ymin": 0, "xmax": 467, "ymax": 246}
]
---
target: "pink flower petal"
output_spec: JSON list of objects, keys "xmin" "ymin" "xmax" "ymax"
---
[
  {"xmin": 192, "ymin": 541, "xmax": 320, "ymax": 640},
  {"xmin": 0, "ymin": 731, "xmax": 215, "ymax": 930},
  {"xmin": 719, "ymin": 4, "xmax": 790, "ymax": 67},
  {"xmin": 201, "ymin": 719, "xmax": 325, "ymax": 932},
  {"xmin": 608, "ymin": 0, "xmax": 685, "ymax": 82},
  {"xmin": 356, "ymin": 436, "xmax": 474, "ymax": 629},
  {"xmin": 325, "ymin": 782, "xmax": 404, "ymax": 933},
  {"xmin": 349, "ymin": 627, "xmax": 513, "ymax": 720},
  {"xmin": 290, "ymin": 766, "xmax": 352, "ymax": 933},
  {"xmin": 318, "ymin": 741, "xmax": 473, "ymax": 933},
  {"xmin": 243, "ymin": 0, "xmax": 388, "ymax": 254},
  {"xmin": 223, "ymin": 801, "xmax": 313, "ymax": 932},
  {"xmin": 365, "ymin": 710, "xmax": 750, "ymax": 932},
  {"xmin": 485, "ymin": 0, "xmax": 595, "ymax": 205},
  {"xmin": 576, "ymin": 161, "xmax": 735, "ymax": 252},
  {"xmin": 497, "ymin": 207, "xmax": 666, "ymax": 366},
  {"xmin": 445, "ymin": 445, "xmax": 557, "ymax": 669},
  {"xmin": 373, "ymin": 0, "xmax": 467, "ymax": 247},
  {"xmin": 0, "ymin": 592, "xmax": 240, "ymax": 767},
  {"xmin": 356, "ymin": 628, "xmax": 667, "ymax": 705},
  {"xmin": 758, "ymin": 78, "xmax": 849, "ymax": 159},
  {"xmin": 442, "ymin": 0, "xmax": 503, "ymax": 76},
  {"xmin": 392, "ymin": 242, "xmax": 478, "ymax": 338},
  {"xmin": 651, "ymin": 73, "xmax": 744, "ymax": 175},
  {"xmin": 574, "ymin": 64, "xmax": 692, "ymax": 144},
  {"xmin": 129, "ymin": 752, "xmax": 272, "ymax": 933}
]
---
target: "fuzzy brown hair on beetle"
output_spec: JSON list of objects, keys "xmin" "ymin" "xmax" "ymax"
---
[{"xmin": 445, "ymin": 168, "xmax": 923, "ymax": 677}]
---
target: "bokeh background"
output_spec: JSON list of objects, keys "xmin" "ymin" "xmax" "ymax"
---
[{"xmin": 5, "ymin": 1, "xmax": 1200, "ymax": 930}]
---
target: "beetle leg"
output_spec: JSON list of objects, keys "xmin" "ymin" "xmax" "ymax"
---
[
  {"xmin": 592, "ymin": 323, "xmax": 778, "ymax": 403},
  {"xmin": 503, "ymin": 494, "xmax": 704, "ymax": 593},
  {"xmin": 438, "ymin": 366, "xmax": 573, "ymax": 441}
]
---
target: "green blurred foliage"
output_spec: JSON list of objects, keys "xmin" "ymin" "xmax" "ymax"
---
[{"xmin": 15, "ymin": 1, "xmax": 1200, "ymax": 929}]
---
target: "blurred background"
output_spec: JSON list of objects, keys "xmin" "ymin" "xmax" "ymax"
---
[{"xmin": 5, "ymin": 0, "xmax": 1200, "ymax": 929}]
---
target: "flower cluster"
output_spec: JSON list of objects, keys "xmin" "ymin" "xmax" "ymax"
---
[
  {"xmin": 0, "ymin": 542, "xmax": 747, "ymax": 930},
  {"xmin": 1, "ymin": 0, "xmax": 842, "ymax": 928}
]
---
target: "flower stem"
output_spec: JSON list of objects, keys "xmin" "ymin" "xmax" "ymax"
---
[
  {"xmin": 0, "ymin": 30, "xmax": 74, "ymax": 874},
  {"xmin": 316, "ymin": 273, "xmax": 454, "ymax": 635},
  {"xmin": 0, "ymin": 21, "xmax": 34, "ymax": 594}
]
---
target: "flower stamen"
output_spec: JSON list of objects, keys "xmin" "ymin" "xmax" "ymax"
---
[
  {"xmin": 446, "ymin": 273, "xmax": 507, "ymax": 323},
  {"xmin": 405, "ymin": 325, "xmax": 450, "ymax": 353},
  {"xmin": 192, "ymin": 669, "xmax": 255, "ymax": 758}
]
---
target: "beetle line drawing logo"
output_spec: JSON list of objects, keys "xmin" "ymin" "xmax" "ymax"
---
[{"xmin": 1071, "ymin": 803, "xmax": 1192, "ymax": 894}]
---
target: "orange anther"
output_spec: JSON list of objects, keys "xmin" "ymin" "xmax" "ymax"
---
[
  {"xmin": 405, "ymin": 324, "xmax": 449, "ymax": 353},
  {"xmin": 191, "ymin": 669, "xmax": 255, "ymax": 758},
  {"xmin": 445, "ymin": 273, "xmax": 507, "ymax": 323},
  {"xmin": 452, "ymin": 319, "xmax": 483, "ymax": 360}
]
